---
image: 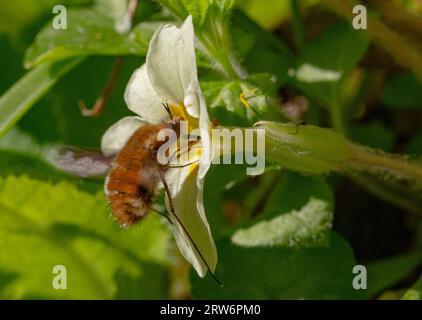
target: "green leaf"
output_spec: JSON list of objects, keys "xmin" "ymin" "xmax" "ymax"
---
[
  {"xmin": 382, "ymin": 73, "xmax": 422, "ymax": 109},
  {"xmin": 232, "ymin": 10, "xmax": 294, "ymax": 87},
  {"xmin": 296, "ymin": 22, "xmax": 370, "ymax": 82},
  {"xmin": 191, "ymin": 233, "xmax": 363, "ymax": 299},
  {"xmin": 293, "ymin": 21, "xmax": 370, "ymax": 131},
  {"xmin": 201, "ymin": 73, "xmax": 279, "ymax": 126},
  {"xmin": 18, "ymin": 56, "xmax": 147, "ymax": 148},
  {"xmin": 204, "ymin": 167, "xmax": 333, "ymax": 243},
  {"xmin": 231, "ymin": 197, "xmax": 332, "ymax": 248},
  {"xmin": 0, "ymin": 58, "xmax": 83, "ymax": 139},
  {"xmin": 0, "ymin": 0, "xmax": 92, "ymax": 36},
  {"xmin": 407, "ymin": 133, "xmax": 422, "ymax": 156},
  {"xmin": 264, "ymin": 172, "xmax": 334, "ymax": 216},
  {"xmin": 95, "ymin": 0, "xmax": 129, "ymax": 24},
  {"xmin": 24, "ymin": 8, "xmax": 158, "ymax": 68},
  {"xmin": 237, "ymin": 0, "xmax": 318, "ymax": 30},
  {"xmin": 0, "ymin": 175, "xmax": 170, "ymax": 299},
  {"xmin": 157, "ymin": 0, "xmax": 211, "ymax": 26},
  {"xmin": 351, "ymin": 122, "xmax": 394, "ymax": 152},
  {"xmin": 0, "ymin": 127, "xmax": 53, "ymax": 156},
  {"xmin": 157, "ymin": 0, "xmax": 234, "ymax": 26},
  {"xmin": 367, "ymin": 252, "xmax": 422, "ymax": 298},
  {"xmin": 238, "ymin": 0, "xmax": 290, "ymax": 30},
  {"xmin": 402, "ymin": 274, "xmax": 422, "ymax": 300},
  {"xmin": 0, "ymin": 129, "xmax": 102, "ymax": 194}
]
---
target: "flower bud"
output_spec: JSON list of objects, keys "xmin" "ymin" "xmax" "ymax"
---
[{"xmin": 255, "ymin": 121, "xmax": 349, "ymax": 175}]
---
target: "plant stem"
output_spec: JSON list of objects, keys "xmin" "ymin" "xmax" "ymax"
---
[
  {"xmin": 196, "ymin": 32, "xmax": 240, "ymax": 80},
  {"xmin": 252, "ymin": 122, "xmax": 422, "ymax": 213},
  {"xmin": 346, "ymin": 142, "xmax": 422, "ymax": 185},
  {"xmin": 330, "ymin": 84, "xmax": 346, "ymax": 134},
  {"xmin": 290, "ymin": 0, "xmax": 305, "ymax": 52}
]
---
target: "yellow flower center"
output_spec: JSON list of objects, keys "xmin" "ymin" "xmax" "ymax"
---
[{"xmin": 168, "ymin": 103, "xmax": 199, "ymax": 132}]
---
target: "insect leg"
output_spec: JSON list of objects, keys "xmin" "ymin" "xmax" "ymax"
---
[
  {"xmin": 159, "ymin": 169, "xmax": 223, "ymax": 287},
  {"xmin": 162, "ymin": 160, "xmax": 199, "ymax": 169},
  {"xmin": 166, "ymin": 141, "xmax": 202, "ymax": 167},
  {"xmin": 289, "ymin": 120, "xmax": 307, "ymax": 135},
  {"xmin": 162, "ymin": 103, "xmax": 173, "ymax": 118}
]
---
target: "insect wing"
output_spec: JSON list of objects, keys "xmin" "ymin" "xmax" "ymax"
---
[{"xmin": 46, "ymin": 146, "xmax": 113, "ymax": 178}]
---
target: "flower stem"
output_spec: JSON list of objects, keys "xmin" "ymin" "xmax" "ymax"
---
[
  {"xmin": 346, "ymin": 143, "xmax": 422, "ymax": 184},
  {"xmin": 329, "ymin": 84, "xmax": 346, "ymax": 134},
  {"xmin": 254, "ymin": 122, "xmax": 422, "ymax": 196},
  {"xmin": 196, "ymin": 32, "xmax": 240, "ymax": 80}
]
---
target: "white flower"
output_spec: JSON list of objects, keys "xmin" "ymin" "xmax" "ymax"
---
[{"xmin": 100, "ymin": 16, "xmax": 217, "ymax": 277}]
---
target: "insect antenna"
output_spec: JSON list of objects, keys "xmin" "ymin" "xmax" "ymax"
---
[
  {"xmin": 159, "ymin": 170, "xmax": 223, "ymax": 287},
  {"xmin": 289, "ymin": 120, "xmax": 307, "ymax": 135},
  {"xmin": 162, "ymin": 103, "xmax": 173, "ymax": 118}
]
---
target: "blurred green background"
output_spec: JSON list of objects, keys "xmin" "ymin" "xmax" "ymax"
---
[{"xmin": 0, "ymin": 0, "xmax": 422, "ymax": 300}]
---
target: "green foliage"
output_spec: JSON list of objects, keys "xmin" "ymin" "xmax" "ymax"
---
[
  {"xmin": 0, "ymin": 58, "xmax": 82, "ymax": 139},
  {"xmin": 293, "ymin": 21, "xmax": 370, "ymax": 131},
  {"xmin": 0, "ymin": 0, "xmax": 91, "ymax": 35},
  {"xmin": 407, "ymin": 133, "xmax": 422, "ymax": 156},
  {"xmin": 351, "ymin": 122, "xmax": 394, "ymax": 152},
  {"xmin": 231, "ymin": 10, "xmax": 294, "ymax": 86},
  {"xmin": 294, "ymin": 22, "xmax": 370, "ymax": 97},
  {"xmin": 25, "ymin": 9, "xmax": 156, "ymax": 67},
  {"xmin": 204, "ymin": 167, "xmax": 334, "ymax": 247},
  {"xmin": 232, "ymin": 198, "xmax": 332, "ymax": 248},
  {"xmin": 367, "ymin": 252, "xmax": 422, "ymax": 298},
  {"xmin": 201, "ymin": 73, "xmax": 278, "ymax": 126},
  {"xmin": 19, "ymin": 56, "xmax": 145, "ymax": 147},
  {"xmin": 402, "ymin": 274, "xmax": 422, "ymax": 300},
  {"xmin": 382, "ymin": 73, "xmax": 422, "ymax": 109},
  {"xmin": 1, "ymin": 0, "xmax": 422, "ymax": 301},
  {"xmin": 159, "ymin": 0, "xmax": 210, "ymax": 25},
  {"xmin": 191, "ymin": 233, "xmax": 363, "ymax": 299},
  {"xmin": 0, "ymin": 175, "xmax": 170, "ymax": 299}
]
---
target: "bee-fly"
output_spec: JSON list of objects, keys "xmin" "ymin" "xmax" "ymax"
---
[
  {"xmin": 105, "ymin": 116, "xmax": 182, "ymax": 227},
  {"xmin": 49, "ymin": 105, "xmax": 221, "ymax": 285}
]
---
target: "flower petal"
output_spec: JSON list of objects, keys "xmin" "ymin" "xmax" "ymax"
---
[
  {"xmin": 124, "ymin": 65, "xmax": 169, "ymax": 123},
  {"xmin": 101, "ymin": 116, "xmax": 145, "ymax": 156},
  {"xmin": 197, "ymin": 93, "xmax": 211, "ymax": 180},
  {"xmin": 147, "ymin": 16, "xmax": 200, "ymax": 117},
  {"xmin": 165, "ymin": 165, "xmax": 217, "ymax": 277}
]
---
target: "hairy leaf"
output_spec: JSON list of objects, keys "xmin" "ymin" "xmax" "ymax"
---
[
  {"xmin": 232, "ymin": 197, "xmax": 332, "ymax": 248},
  {"xmin": 192, "ymin": 233, "xmax": 363, "ymax": 299},
  {"xmin": 0, "ymin": 175, "xmax": 170, "ymax": 299}
]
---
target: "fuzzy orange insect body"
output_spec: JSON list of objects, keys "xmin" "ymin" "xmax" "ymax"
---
[{"xmin": 105, "ymin": 118, "xmax": 180, "ymax": 227}]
